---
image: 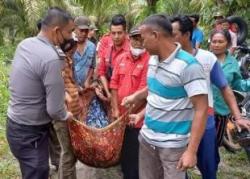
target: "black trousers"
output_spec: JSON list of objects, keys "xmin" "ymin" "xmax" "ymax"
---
[
  {"xmin": 121, "ymin": 127, "xmax": 140, "ymax": 179},
  {"xmin": 6, "ymin": 117, "xmax": 50, "ymax": 179},
  {"xmin": 215, "ymin": 114, "xmax": 230, "ymax": 146}
]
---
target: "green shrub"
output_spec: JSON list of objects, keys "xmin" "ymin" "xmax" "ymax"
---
[
  {"xmin": 0, "ymin": 45, "xmax": 16, "ymax": 64},
  {"xmin": 0, "ymin": 45, "xmax": 20, "ymax": 177},
  {"xmin": 0, "ymin": 45, "xmax": 14, "ymax": 125}
]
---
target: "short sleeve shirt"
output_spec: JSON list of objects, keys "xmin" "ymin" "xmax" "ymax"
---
[
  {"xmin": 7, "ymin": 36, "xmax": 67, "ymax": 125},
  {"xmin": 97, "ymin": 37, "xmax": 130, "ymax": 79},
  {"xmin": 73, "ymin": 40, "xmax": 96, "ymax": 86},
  {"xmin": 141, "ymin": 44, "xmax": 208, "ymax": 148}
]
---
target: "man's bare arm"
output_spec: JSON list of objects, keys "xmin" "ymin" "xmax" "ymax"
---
[
  {"xmin": 100, "ymin": 75, "xmax": 111, "ymax": 99},
  {"xmin": 177, "ymin": 94, "xmax": 208, "ymax": 171},
  {"xmin": 121, "ymin": 87, "xmax": 148, "ymax": 107}
]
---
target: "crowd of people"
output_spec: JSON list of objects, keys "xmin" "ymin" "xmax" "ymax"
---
[{"xmin": 6, "ymin": 6, "xmax": 250, "ymax": 179}]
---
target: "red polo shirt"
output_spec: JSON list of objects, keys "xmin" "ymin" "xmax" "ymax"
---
[
  {"xmin": 97, "ymin": 34, "xmax": 130, "ymax": 77},
  {"xmin": 110, "ymin": 51, "xmax": 149, "ymax": 128}
]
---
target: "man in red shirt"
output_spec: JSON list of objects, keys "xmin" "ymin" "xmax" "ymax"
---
[
  {"xmin": 97, "ymin": 14, "xmax": 130, "ymax": 100},
  {"xmin": 110, "ymin": 26, "xmax": 149, "ymax": 179}
]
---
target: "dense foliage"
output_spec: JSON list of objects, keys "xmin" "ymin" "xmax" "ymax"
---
[
  {"xmin": 0, "ymin": 45, "xmax": 14, "ymax": 125},
  {"xmin": 0, "ymin": 0, "xmax": 249, "ymax": 45}
]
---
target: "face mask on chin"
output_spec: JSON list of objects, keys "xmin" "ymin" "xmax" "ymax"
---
[{"xmin": 130, "ymin": 46, "xmax": 145, "ymax": 57}]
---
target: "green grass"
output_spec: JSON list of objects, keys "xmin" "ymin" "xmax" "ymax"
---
[
  {"xmin": 217, "ymin": 148, "xmax": 250, "ymax": 179},
  {"xmin": 187, "ymin": 148, "xmax": 250, "ymax": 179}
]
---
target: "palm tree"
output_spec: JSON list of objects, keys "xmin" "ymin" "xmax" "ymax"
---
[
  {"xmin": 0, "ymin": 0, "xmax": 249, "ymax": 45},
  {"xmin": 146, "ymin": 0, "xmax": 159, "ymax": 14},
  {"xmin": 0, "ymin": 0, "xmax": 31, "ymax": 43},
  {"xmin": 0, "ymin": 0, "xmax": 78, "ymax": 44},
  {"xmin": 73, "ymin": 0, "xmax": 147, "ymax": 32},
  {"xmin": 73, "ymin": 0, "xmax": 127, "ymax": 32}
]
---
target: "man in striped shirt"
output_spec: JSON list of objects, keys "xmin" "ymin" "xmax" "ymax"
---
[{"xmin": 122, "ymin": 14, "xmax": 208, "ymax": 179}]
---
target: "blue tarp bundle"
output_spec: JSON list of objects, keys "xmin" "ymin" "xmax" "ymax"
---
[{"xmin": 85, "ymin": 96, "xmax": 109, "ymax": 128}]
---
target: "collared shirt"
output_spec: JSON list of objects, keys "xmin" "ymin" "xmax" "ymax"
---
[
  {"xmin": 62, "ymin": 56, "xmax": 81, "ymax": 117},
  {"xmin": 97, "ymin": 34, "xmax": 130, "ymax": 78},
  {"xmin": 141, "ymin": 44, "xmax": 208, "ymax": 148},
  {"xmin": 73, "ymin": 40, "xmax": 96, "ymax": 86},
  {"xmin": 7, "ymin": 35, "xmax": 67, "ymax": 125},
  {"xmin": 213, "ymin": 52, "xmax": 250, "ymax": 115},
  {"xmin": 110, "ymin": 51, "xmax": 149, "ymax": 127},
  {"xmin": 97, "ymin": 33, "xmax": 130, "ymax": 59}
]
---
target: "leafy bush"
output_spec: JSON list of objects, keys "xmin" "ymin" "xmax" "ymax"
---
[
  {"xmin": 0, "ymin": 64, "xmax": 9, "ymax": 124},
  {"xmin": 0, "ymin": 45, "xmax": 15, "ymax": 125},
  {"xmin": 0, "ymin": 45, "xmax": 20, "ymax": 178},
  {"xmin": 0, "ymin": 45, "xmax": 16, "ymax": 64}
]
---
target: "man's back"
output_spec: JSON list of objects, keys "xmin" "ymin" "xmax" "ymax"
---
[
  {"xmin": 195, "ymin": 49, "xmax": 216, "ymax": 107},
  {"xmin": 8, "ymin": 36, "xmax": 66, "ymax": 125}
]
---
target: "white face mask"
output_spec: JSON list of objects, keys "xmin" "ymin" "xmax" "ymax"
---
[{"xmin": 130, "ymin": 46, "xmax": 145, "ymax": 57}]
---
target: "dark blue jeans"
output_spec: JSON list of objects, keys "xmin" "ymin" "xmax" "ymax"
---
[
  {"xmin": 6, "ymin": 117, "xmax": 50, "ymax": 179},
  {"xmin": 197, "ymin": 127, "xmax": 220, "ymax": 179}
]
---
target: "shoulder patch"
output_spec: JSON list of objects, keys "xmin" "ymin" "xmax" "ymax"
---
[{"xmin": 55, "ymin": 46, "xmax": 66, "ymax": 60}]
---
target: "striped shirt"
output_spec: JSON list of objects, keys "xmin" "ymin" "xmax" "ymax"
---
[
  {"xmin": 62, "ymin": 56, "xmax": 81, "ymax": 117},
  {"xmin": 141, "ymin": 44, "xmax": 208, "ymax": 148}
]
